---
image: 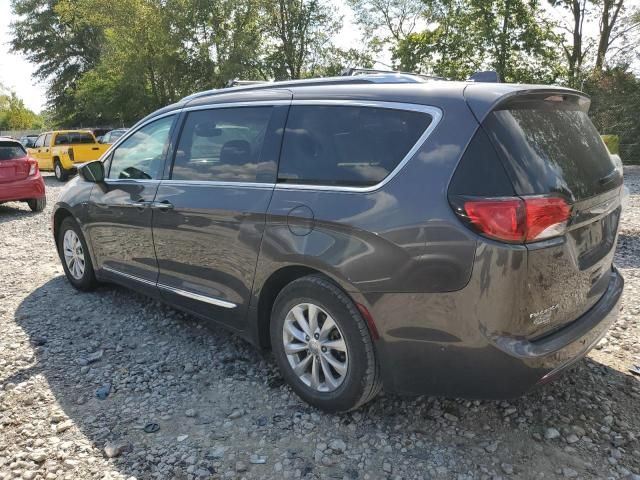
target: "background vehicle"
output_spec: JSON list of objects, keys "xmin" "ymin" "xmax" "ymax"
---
[
  {"xmin": 53, "ymin": 75, "xmax": 624, "ymax": 412},
  {"xmin": 19, "ymin": 135, "xmax": 39, "ymax": 148},
  {"xmin": 99, "ymin": 128, "xmax": 128, "ymax": 144},
  {"xmin": 28, "ymin": 130, "xmax": 109, "ymax": 181},
  {"xmin": 0, "ymin": 137, "xmax": 46, "ymax": 212}
]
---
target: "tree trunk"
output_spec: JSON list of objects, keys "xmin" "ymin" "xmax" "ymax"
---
[{"xmin": 595, "ymin": 0, "xmax": 624, "ymax": 71}]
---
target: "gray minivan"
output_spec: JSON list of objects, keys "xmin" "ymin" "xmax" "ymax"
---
[{"xmin": 53, "ymin": 74, "xmax": 624, "ymax": 412}]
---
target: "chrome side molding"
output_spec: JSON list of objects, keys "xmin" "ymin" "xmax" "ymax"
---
[{"xmin": 101, "ymin": 266, "xmax": 237, "ymax": 309}]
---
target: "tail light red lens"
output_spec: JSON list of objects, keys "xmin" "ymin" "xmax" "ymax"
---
[
  {"xmin": 457, "ymin": 196, "xmax": 571, "ymax": 243},
  {"xmin": 68, "ymin": 148, "xmax": 75, "ymax": 162}
]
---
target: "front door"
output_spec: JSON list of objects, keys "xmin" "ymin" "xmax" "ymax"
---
[
  {"xmin": 86, "ymin": 114, "xmax": 177, "ymax": 296},
  {"xmin": 151, "ymin": 96, "xmax": 290, "ymax": 328}
]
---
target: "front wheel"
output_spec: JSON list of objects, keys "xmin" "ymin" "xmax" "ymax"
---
[
  {"xmin": 270, "ymin": 275, "xmax": 381, "ymax": 412},
  {"xmin": 27, "ymin": 197, "xmax": 46, "ymax": 212},
  {"xmin": 54, "ymin": 160, "xmax": 69, "ymax": 182},
  {"xmin": 57, "ymin": 217, "xmax": 98, "ymax": 291}
]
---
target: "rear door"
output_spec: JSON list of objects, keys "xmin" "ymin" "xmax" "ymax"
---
[
  {"xmin": 86, "ymin": 114, "xmax": 177, "ymax": 296},
  {"xmin": 481, "ymin": 92, "xmax": 622, "ymax": 338},
  {"xmin": 151, "ymin": 93, "xmax": 290, "ymax": 329},
  {"xmin": 0, "ymin": 141, "xmax": 29, "ymax": 183}
]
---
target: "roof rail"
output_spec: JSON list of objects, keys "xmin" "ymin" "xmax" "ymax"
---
[
  {"xmin": 225, "ymin": 79, "xmax": 270, "ymax": 88},
  {"xmin": 467, "ymin": 71, "xmax": 501, "ymax": 83},
  {"xmin": 341, "ymin": 67, "xmax": 447, "ymax": 82},
  {"xmin": 180, "ymin": 71, "xmax": 444, "ymax": 103}
]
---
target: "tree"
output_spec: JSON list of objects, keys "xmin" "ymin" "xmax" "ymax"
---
[
  {"xmin": 584, "ymin": 66, "xmax": 640, "ymax": 163},
  {"xmin": 595, "ymin": 0, "xmax": 625, "ymax": 70},
  {"xmin": 549, "ymin": 0, "xmax": 591, "ymax": 87},
  {"xmin": 262, "ymin": 0, "xmax": 342, "ymax": 79},
  {"xmin": 0, "ymin": 83, "xmax": 43, "ymax": 130},
  {"xmin": 10, "ymin": 0, "xmax": 103, "ymax": 125},
  {"xmin": 394, "ymin": 0, "xmax": 484, "ymax": 78},
  {"xmin": 393, "ymin": 0, "xmax": 563, "ymax": 82}
]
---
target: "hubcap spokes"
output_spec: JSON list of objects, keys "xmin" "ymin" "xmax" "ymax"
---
[
  {"xmin": 283, "ymin": 303, "xmax": 348, "ymax": 392},
  {"xmin": 63, "ymin": 230, "xmax": 85, "ymax": 280}
]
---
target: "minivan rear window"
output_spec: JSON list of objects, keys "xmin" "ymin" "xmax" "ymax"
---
[
  {"xmin": 0, "ymin": 142, "xmax": 27, "ymax": 160},
  {"xmin": 278, "ymin": 105, "xmax": 433, "ymax": 187},
  {"xmin": 484, "ymin": 99, "xmax": 619, "ymax": 200}
]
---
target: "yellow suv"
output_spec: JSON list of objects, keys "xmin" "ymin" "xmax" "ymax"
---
[{"xmin": 28, "ymin": 130, "xmax": 110, "ymax": 181}]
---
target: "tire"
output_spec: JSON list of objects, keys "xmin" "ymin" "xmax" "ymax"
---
[
  {"xmin": 27, "ymin": 197, "xmax": 46, "ymax": 212},
  {"xmin": 54, "ymin": 160, "xmax": 69, "ymax": 182},
  {"xmin": 270, "ymin": 275, "xmax": 381, "ymax": 412},
  {"xmin": 57, "ymin": 217, "xmax": 98, "ymax": 291}
]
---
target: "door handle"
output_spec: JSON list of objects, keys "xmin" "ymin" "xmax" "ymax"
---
[
  {"xmin": 92, "ymin": 147, "xmax": 100, "ymax": 151},
  {"xmin": 151, "ymin": 200, "xmax": 174, "ymax": 211},
  {"xmin": 129, "ymin": 200, "xmax": 150, "ymax": 209}
]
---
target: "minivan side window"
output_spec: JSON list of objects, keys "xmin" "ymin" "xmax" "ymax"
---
[
  {"xmin": 278, "ymin": 105, "xmax": 433, "ymax": 187},
  {"xmin": 34, "ymin": 135, "xmax": 45, "ymax": 148},
  {"xmin": 171, "ymin": 107, "xmax": 274, "ymax": 183},
  {"xmin": 44, "ymin": 133, "xmax": 52, "ymax": 147},
  {"xmin": 108, "ymin": 116, "xmax": 175, "ymax": 180}
]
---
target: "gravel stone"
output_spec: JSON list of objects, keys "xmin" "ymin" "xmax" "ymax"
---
[{"xmin": 0, "ymin": 170, "xmax": 639, "ymax": 479}]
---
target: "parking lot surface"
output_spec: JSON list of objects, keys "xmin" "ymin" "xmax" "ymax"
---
[{"xmin": 1, "ymin": 171, "xmax": 639, "ymax": 480}]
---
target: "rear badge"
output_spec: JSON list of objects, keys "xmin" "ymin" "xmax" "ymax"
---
[{"xmin": 530, "ymin": 304, "xmax": 559, "ymax": 326}]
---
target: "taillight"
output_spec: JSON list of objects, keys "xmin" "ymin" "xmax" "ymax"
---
[
  {"xmin": 27, "ymin": 158, "xmax": 38, "ymax": 176},
  {"xmin": 453, "ymin": 196, "xmax": 571, "ymax": 243},
  {"xmin": 68, "ymin": 148, "xmax": 74, "ymax": 162}
]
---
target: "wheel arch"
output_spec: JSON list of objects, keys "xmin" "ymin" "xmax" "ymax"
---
[{"xmin": 253, "ymin": 264, "xmax": 370, "ymax": 350}]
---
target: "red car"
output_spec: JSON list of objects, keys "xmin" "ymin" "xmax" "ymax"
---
[{"xmin": 0, "ymin": 137, "xmax": 46, "ymax": 212}]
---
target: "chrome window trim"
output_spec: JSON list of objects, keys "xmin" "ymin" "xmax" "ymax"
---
[
  {"xmin": 103, "ymin": 100, "xmax": 442, "ymax": 193},
  {"xmin": 276, "ymin": 100, "xmax": 442, "ymax": 193},
  {"xmin": 102, "ymin": 266, "xmax": 238, "ymax": 309},
  {"xmin": 159, "ymin": 180, "xmax": 275, "ymax": 189},
  {"xmin": 157, "ymin": 284, "xmax": 237, "ymax": 309},
  {"xmin": 104, "ymin": 179, "xmax": 161, "ymax": 185}
]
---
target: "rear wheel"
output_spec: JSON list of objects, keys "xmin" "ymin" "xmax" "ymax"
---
[
  {"xmin": 270, "ymin": 275, "xmax": 381, "ymax": 412},
  {"xmin": 27, "ymin": 197, "xmax": 46, "ymax": 212},
  {"xmin": 54, "ymin": 160, "xmax": 69, "ymax": 182},
  {"xmin": 57, "ymin": 217, "xmax": 97, "ymax": 291}
]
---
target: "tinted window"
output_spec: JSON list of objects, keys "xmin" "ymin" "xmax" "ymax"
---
[
  {"xmin": 55, "ymin": 132, "xmax": 95, "ymax": 145},
  {"xmin": 172, "ymin": 107, "xmax": 274, "ymax": 182},
  {"xmin": 0, "ymin": 142, "xmax": 26, "ymax": 160},
  {"xmin": 108, "ymin": 116, "xmax": 174, "ymax": 180},
  {"xmin": 485, "ymin": 102, "xmax": 618, "ymax": 200},
  {"xmin": 44, "ymin": 133, "xmax": 52, "ymax": 147},
  {"xmin": 34, "ymin": 135, "xmax": 45, "ymax": 148},
  {"xmin": 278, "ymin": 106, "xmax": 433, "ymax": 187}
]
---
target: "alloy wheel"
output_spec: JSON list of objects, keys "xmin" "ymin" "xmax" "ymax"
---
[
  {"xmin": 63, "ymin": 229, "xmax": 86, "ymax": 280},
  {"xmin": 282, "ymin": 303, "xmax": 349, "ymax": 392}
]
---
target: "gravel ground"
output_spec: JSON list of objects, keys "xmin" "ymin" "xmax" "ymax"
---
[{"xmin": 0, "ymin": 170, "xmax": 639, "ymax": 480}]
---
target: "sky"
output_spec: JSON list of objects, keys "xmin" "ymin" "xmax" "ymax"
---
[{"xmin": 0, "ymin": 0, "xmax": 637, "ymax": 114}]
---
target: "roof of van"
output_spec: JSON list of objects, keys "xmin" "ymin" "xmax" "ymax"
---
[{"xmin": 135, "ymin": 74, "xmax": 585, "ymax": 129}]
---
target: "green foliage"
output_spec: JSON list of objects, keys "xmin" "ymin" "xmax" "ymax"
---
[
  {"xmin": 10, "ymin": 0, "xmax": 103, "ymax": 126},
  {"xmin": 393, "ymin": 0, "xmax": 565, "ymax": 82},
  {"xmin": 0, "ymin": 83, "xmax": 43, "ymax": 130},
  {"xmin": 11, "ymin": 0, "xmax": 361, "ymax": 125},
  {"xmin": 601, "ymin": 135, "xmax": 620, "ymax": 154},
  {"xmin": 584, "ymin": 67, "xmax": 640, "ymax": 164}
]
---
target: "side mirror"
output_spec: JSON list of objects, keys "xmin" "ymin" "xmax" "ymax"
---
[{"xmin": 81, "ymin": 161, "xmax": 105, "ymax": 183}]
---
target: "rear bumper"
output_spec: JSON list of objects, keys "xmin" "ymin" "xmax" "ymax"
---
[
  {"xmin": 0, "ymin": 174, "xmax": 46, "ymax": 203},
  {"xmin": 368, "ymin": 266, "xmax": 623, "ymax": 398}
]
